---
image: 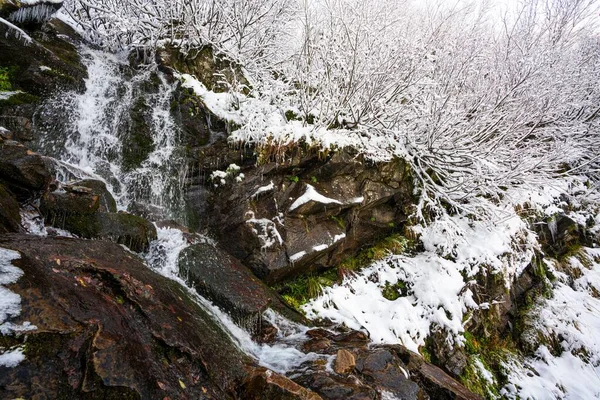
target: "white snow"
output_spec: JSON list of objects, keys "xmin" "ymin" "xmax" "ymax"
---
[
  {"xmin": 0, "ymin": 348, "xmax": 25, "ymax": 368},
  {"xmin": 289, "ymin": 251, "xmax": 307, "ymax": 262},
  {"xmin": 303, "ymin": 190, "xmax": 542, "ymax": 352},
  {"xmin": 502, "ymin": 346, "xmax": 600, "ymax": 400},
  {"xmin": 0, "ymin": 247, "xmax": 36, "ymax": 368},
  {"xmin": 289, "ymin": 184, "xmax": 342, "ymax": 211},
  {"xmin": 252, "ymin": 181, "xmax": 275, "ymax": 198},
  {"xmin": 245, "ymin": 214, "xmax": 283, "ymax": 250}
]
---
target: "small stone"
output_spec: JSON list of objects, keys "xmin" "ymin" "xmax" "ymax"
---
[{"xmin": 334, "ymin": 349, "xmax": 356, "ymax": 375}]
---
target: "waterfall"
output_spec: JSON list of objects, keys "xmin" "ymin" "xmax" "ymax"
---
[
  {"xmin": 146, "ymin": 227, "xmax": 332, "ymax": 374},
  {"xmin": 36, "ymin": 47, "xmax": 187, "ymax": 222},
  {"xmin": 33, "ymin": 45, "xmax": 326, "ymax": 375}
]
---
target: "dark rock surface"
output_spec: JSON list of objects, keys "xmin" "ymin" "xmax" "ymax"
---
[
  {"xmin": 290, "ymin": 328, "xmax": 479, "ymax": 400},
  {"xmin": 0, "ymin": 17, "xmax": 86, "ymax": 141},
  {"xmin": 178, "ymin": 242, "xmax": 274, "ymax": 328},
  {"xmin": 0, "ymin": 182, "xmax": 21, "ymax": 233},
  {"xmin": 41, "ymin": 190, "xmax": 158, "ymax": 252},
  {"xmin": 0, "ymin": 138, "xmax": 52, "ymax": 199},
  {"xmin": 0, "ymin": 234, "xmax": 251, "ymax": 400},
  {"xmin": 189, "ymin": 148, "xmax": 415, "ymax": 283}
]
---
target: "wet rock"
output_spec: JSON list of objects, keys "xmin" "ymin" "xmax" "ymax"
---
[
  {"xmin": 0, "ymin": 183, "xmax": 21, "ymax": 233},
  {"xmin": 303, "ymin": 337, "xmax": 332, "ymax": 353},
  {"xmin": 0, "ymin": 17, "xmax": 86, "ymax": 140},
  {"xmin": 41, "ymin": 191, "xmax": 157, "ymax": 252},
  {"xmin": 194, "ymin": 148, "xmax": 414, "ymax": 283},
  {"xmin": 294, "ymin": 372, "xmax": 377, "ymax": 400},
  {"xmin": 355, "ymin": 348, "xmax": 423, "ymax": 400},
  {"xmin": 0, "ymin": 234, "xmax": 251, "ymax": 400},
  {"xmin": 389, "ymin": 346, "xmax": 482, "ymax": 400},
  {"xmin": 242, "ymin": 366, "xmax": 323, "ymax": 400},
  {"xmin": 65, "ymin": 179, "xmax": 117, "ymax": 212},
  {"xmin": 178, "ymin": 242, "xmax": 273, "ymax": 330},
  {"xmin": 334, "ymin": 349, "xmax": 356, "ymax": 375},
  {"xmin": 0, "ymin": 139, "xmax": 52, "ymax": 199}
]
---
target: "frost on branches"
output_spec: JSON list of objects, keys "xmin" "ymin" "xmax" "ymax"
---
[{"xmin": 65, "ymin": 0, "xmax": 600, "ymax": 220}]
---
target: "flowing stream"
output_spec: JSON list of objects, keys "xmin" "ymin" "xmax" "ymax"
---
[{"xmin": 33, "ymin": 47, "xmax": 329, "ymax": 374}]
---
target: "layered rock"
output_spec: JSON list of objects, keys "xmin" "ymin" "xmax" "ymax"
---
[
  {"xmin": 0, "ymin": 234, "xmax": 250, "ymax": 399},
  {"xmin": 41, "ymin": 187, "xmax": 157, "ymax": 252},
  {"xmin": 189, "ymin": 147, "xmax": 415, "ymax": 283}
]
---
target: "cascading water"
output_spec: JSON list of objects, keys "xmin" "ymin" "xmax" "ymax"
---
[
  {"xmin": 33, "ymin": 45, "xmax": 329, "ymax": 375},
  {"xmin": 146, "ymin": 228, "xmax": 332, "ymax": 374},
  {"xmin": 36, "ymin": 48, "xmax": 187, "ymax": 222}
]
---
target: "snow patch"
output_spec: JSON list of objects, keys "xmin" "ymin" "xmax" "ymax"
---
[
  {"xmin": 252, "ymin": 181, "xmax": 275, "ymax": 198},
  {"xmin": 245, "ymin": 213, "xmax": 283, "ymax": 250},
  {"xmin": 0, "ymin": 347, "xmax": 25, "ymax": 368},
  {"xmin": 289, "ymin": 184, "xmax": 342, "ymax": 211}
]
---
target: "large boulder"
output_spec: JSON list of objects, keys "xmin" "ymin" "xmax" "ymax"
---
[
  {"xmin": 190, "ymin": 148, "xmax": 415, "ymax": 283},
  {"xmin": 41, "ymin": 187, "xmax": 157, "ymax": 252},
  {"xmin": 178, "ymin": 241, "xmax": 309, "ymax": 331},
  {"xmin": 0, "ymin": 182, "xmax": 21, "ymax": 232},
  {"xmin": 242, "ymin": 366, "xmax": 323, "ymax": 400},
  {"xmin": 179, "ymin": 242, "xmax": 273, "ymax": 330},
  {"xmin": 0, "ymin": 234, "xmax": 251, "ymax": 399},
  {"xmin": 0, "ymin": 139, "xmax": 52, "ymax": 199}
]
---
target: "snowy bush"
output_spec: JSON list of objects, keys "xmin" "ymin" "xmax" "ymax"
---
[{"xmin": 66, "ymin": 0, "xmax": 600, "ymax": 219}]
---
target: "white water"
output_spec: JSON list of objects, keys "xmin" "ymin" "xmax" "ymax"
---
[
  {"xmin": 146, "ymin": 228, "xmax": 332, "ymax": 374},
  {"xmin": 37, "ymin": 48, "xmax": 187, "ymax": 221},
  {"xmin": 34, "ymin": 47, "xmax": 327, "ymax": 375}
]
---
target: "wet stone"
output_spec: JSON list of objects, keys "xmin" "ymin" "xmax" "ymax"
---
[
  {"xmin": 178, "ymin": 242, "xmax": 273, "ymax": 331},
  {"xmin": 334, "ymin": 349, "xmax": 356, "ymax": 375}
]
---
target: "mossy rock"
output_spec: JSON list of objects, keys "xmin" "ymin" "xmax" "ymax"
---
[
  {"xmin": 0, "ymin": 91, "xmax": 39, "ymax": 106},
  {"xmin": 41, "ymin": 191, "xmax": 157, "ymax": 252},
  {"xmin": 121, "ymin": 96, "xmax": 155, "ymax": 171},
  {"xmin": 158, "ymin": 44, "xmax": 250, "ymax": 93}
]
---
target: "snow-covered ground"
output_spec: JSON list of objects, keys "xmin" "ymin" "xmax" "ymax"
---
[
  {"xmin": 302, "ymin": 177, "xmax": 600, "ymax": 398},
  {"xmin": 0, "ymin": 248, "xmax": 36, "ymax": 368}
]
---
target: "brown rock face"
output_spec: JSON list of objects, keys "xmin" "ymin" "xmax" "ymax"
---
[
  {"xmin": 242, "ymin": 366, "xmax": 323, "ymax": 400},
  {"xmin": 0, "ymin": 234, "xmax": 251, "ymax": 400},
  {"xmin": 334, "ymin": 349, "xmax": 356, "ymax": 375},
  {"xmin": 0, "ymin": 140, "xmax": 52, "ymax": 200},
  {"xmin": 0, "ymin": 183, "xmax": 21, "ymax": 233},
  {"xmin": 190, "ymin": 148, "xmax": 415, "ymax": 283}
]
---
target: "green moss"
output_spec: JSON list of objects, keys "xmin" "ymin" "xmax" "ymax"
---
[
  {"xmin": 122, "ymin": 96, "xmax": 155, "ymax": 170},
  {"xmin": 276, "ymin": 233, "xmax": 414, "ymax": 311},
  {"xmin": 460, "ymin": 356, "xmax": 500, "ymax": 399},
  {"xmin": 0, "ymin": 66, "xmax": 15, "ymax": 91},
  {"xmin": 285, "ymin": 110, "xmax": 299, "ymax": 121},
  {"xmin": 0, "ymin": 91, "xmax": 39, "ymax": 106},
  {"xmin": 381, "ymin": 280, "xmax": 408, "ymax": 301},
  {"xmin": 274, "ymin": 270, "xmax": 338, "ymax": 311},
  {"xmin": 330, "ymin": 215, "xmax": 345, "ymax": 230},
  {"xmin": 40, "ymin": 67, "xmax": 77, "ymax": 83}
]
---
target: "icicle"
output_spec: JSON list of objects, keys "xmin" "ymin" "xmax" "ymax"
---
[{"xmin": 8, "ymin": 3, "xmax": 61, "ymax": 24}]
